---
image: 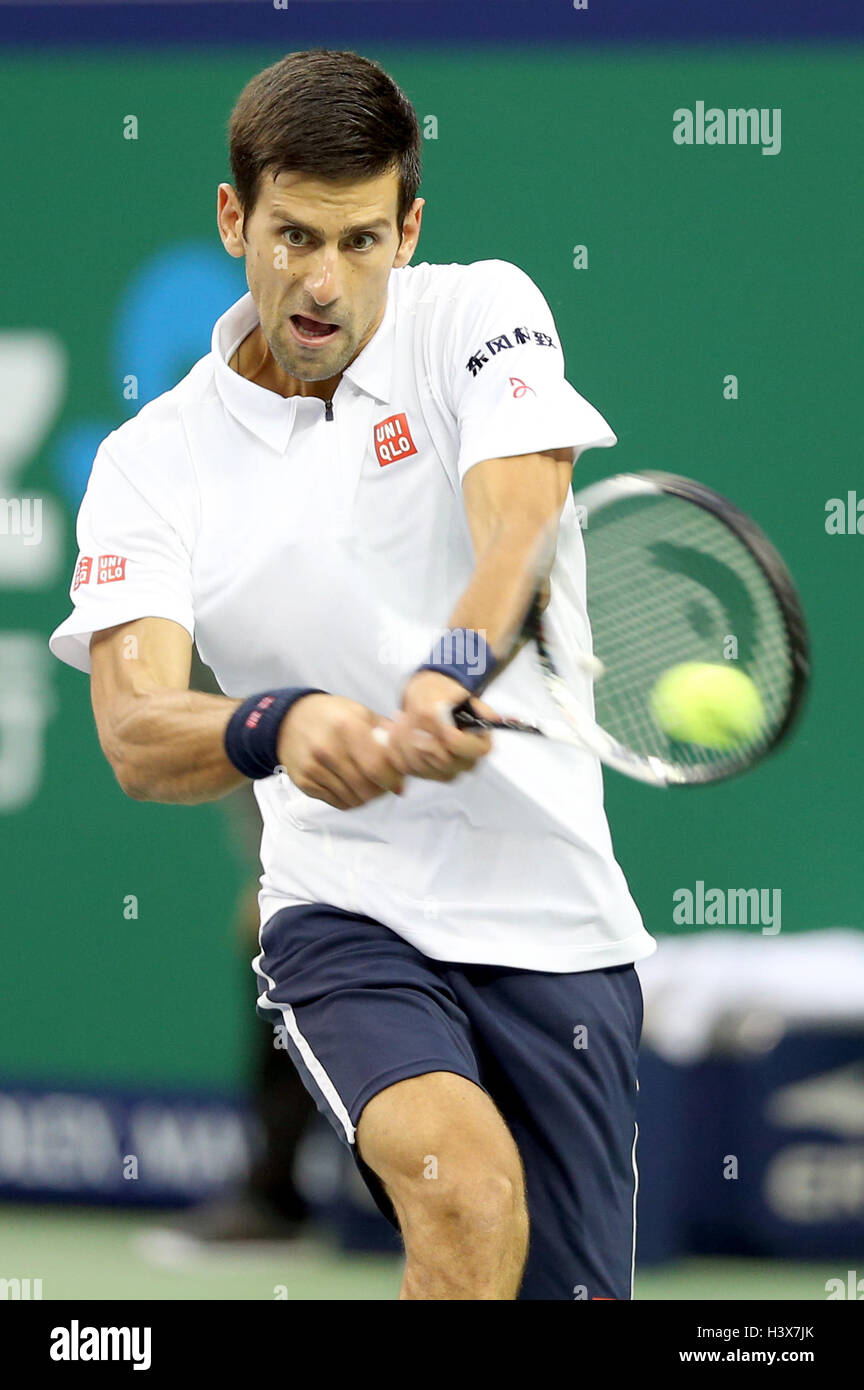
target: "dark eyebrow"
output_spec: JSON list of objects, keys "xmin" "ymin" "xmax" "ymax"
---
[{"xmin": 271, "ymin": 212, "xmax": 393, "ymax": 237}]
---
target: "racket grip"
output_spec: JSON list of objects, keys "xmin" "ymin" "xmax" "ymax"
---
[
  {"xmin": 451, "ymin": 698, "xmax": 486, "ymax": 731},
  {"xmin": 373, "ymin": 705, "xmax": 489, "ymax": 744}
]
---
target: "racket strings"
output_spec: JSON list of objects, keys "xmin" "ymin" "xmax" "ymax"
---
[{"xmin": 565, "ymin": 492, "xmax": 794, "ymax": 775}]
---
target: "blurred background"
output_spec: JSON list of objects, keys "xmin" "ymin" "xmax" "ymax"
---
[{"xmin": 1, "ymin": 0, "xmax": 862, "ymax": 1300}]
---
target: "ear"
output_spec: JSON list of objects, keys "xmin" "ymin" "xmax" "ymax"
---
[
  {"xmin": 217, "ymin": 184, "xmax": 247, "ymax": 259},
  {"xmin": 393, "ymin": 198, "xmax": 425, "ymax": 268}
]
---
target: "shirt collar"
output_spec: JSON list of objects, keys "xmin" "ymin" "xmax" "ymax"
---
[
  {"xmin": 341, "ymin": 272, "xmax": 397, "ymax": 405},
  {"xmin": 212, "ymin": 272, "xmax": 398, "ymax": 453}
]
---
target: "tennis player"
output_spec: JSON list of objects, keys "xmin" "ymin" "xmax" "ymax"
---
[{"xmin": 49, "ymin": 49, "xmax": 656, "ymax": 1300}]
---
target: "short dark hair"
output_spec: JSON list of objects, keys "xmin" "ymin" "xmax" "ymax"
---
[{"xmin": 228, "ymin": 49, "xmax": 422, "ymax": 236}]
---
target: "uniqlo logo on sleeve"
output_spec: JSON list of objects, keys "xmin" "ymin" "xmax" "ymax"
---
[
  {"xmin": 72, "ymin": 555, "xmax": 92, "ymax": 590},
  {"xmin": 373, "ymin": 412, "xmax": 418, "ymax": 467},
  {"xmin": 97, "ymin": 554, "xmax": 127, "ymax": 584}
]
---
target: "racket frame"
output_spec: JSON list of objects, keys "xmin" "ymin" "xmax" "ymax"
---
[{"xmin": 453, "ymin": 470, "xmax": 810, "ymax": 787}]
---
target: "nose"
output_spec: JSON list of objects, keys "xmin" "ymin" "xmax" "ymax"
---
[{"xmin": 304, "ymin": 249, "xmax": 342, "ymax": 310}]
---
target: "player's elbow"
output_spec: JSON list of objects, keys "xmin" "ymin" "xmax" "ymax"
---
[
  {"xmin": 93, "ymin": 705, "xmax": 151, "ymax": 801},
  {"xmin": 102, "ymin": 738, "xmax": 151, "ymax": 801},
  {"xmin": 116, "ymin": 767, "xmax": 151, "ymax": 801}
]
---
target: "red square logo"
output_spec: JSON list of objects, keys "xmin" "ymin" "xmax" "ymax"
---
[
  {"xmin": 373, "ymin": 412, "xmax": 418, "ymax": 467},
  {"xmin": 72, "ymin": 555, "xmax": 92, "ymax": 590},
  {"xmin": 97, "ymin": 554, "xmax": 127, "ymax": 584}
]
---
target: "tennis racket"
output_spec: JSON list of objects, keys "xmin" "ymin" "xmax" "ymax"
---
[{"xmin": 450, "ymin": 471, "xmax": 810, "ymax": 787}]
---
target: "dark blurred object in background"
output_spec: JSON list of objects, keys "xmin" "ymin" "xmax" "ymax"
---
[{"xmin": 162, "ymin": 648, "xmax": 318, "ymax": 1244}]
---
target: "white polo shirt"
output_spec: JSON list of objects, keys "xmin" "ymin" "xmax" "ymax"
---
[{"xmin": 49, "ymin": 257, "xmax": 656, "ymax": 972}]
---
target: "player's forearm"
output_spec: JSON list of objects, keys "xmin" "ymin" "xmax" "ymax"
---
[
  {"xmin": 103, "ymin": 688, "xmax": 246, "ymax": 805},
  {"xmin": 446, "ymin": 516, "xmax": 554, "ymax": 660}
]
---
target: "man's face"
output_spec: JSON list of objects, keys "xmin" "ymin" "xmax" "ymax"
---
[{"xmin": 219, "ymin": 167, "xmax": 422, "ymax": 384}]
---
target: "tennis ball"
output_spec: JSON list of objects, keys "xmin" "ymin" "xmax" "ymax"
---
[{"xmin": 650, "ymin": 662, "xmax": 765, "ymax": 750}]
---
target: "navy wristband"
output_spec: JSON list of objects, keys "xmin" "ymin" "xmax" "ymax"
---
[
  {"xmin": 415, "ymin": 628, "xmax": 497, "ymax": 695},
  {"xmin": 224, "ymin": 687, "xmax": 325, "ymax": 780}
]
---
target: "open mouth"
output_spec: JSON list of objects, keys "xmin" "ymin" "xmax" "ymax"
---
[{"xmin": 289, "ymin": 313, "xmax": 341, "ymax": 346}]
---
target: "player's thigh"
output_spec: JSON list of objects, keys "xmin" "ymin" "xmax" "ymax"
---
[{"xmin": 356, "ymin": 1069, "xmax": 527, "ymax": 1224}]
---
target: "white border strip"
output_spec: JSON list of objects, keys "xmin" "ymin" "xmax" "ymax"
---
[
  {"xmin": 252, "ymin": 942, "xmax": 356, "ymax": 1145},
  {"xmin": 630, "ymin": 1119, "xmax": 639, "ymax": 1300}
]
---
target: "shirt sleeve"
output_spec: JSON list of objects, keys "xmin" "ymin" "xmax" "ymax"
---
[
  {"xmin": 48, "ymin": 443, "xmax": 195, "ymax": 675},
  {"xmin": 447, "ymin": 259, "xmax": 617, "ymax": 481}
]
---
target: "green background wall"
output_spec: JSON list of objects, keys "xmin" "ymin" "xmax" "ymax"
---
[{"xmin": 2, "ymin": 46, "xmax": 861, "ymax": 1088}]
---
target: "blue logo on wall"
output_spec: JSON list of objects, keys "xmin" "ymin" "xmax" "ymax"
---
[{"xmin": 53, "ymin": 243, "xmax": 245, "ymax": 507}]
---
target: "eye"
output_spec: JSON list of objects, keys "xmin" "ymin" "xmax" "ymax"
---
[
  {"xmin": 349, "ymin": 233, "xmax": 377, "ymax": 251},
  {"xmin": 282, "ymin": 227, "xmax": 309, "ymax": 246}
]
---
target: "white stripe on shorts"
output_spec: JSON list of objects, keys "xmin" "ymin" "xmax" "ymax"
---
[
  {"xmin": 630, "ymin": 1119, "xmax": 639, "ymax": 1300},
  {"xmin": 252, "ymin": 943, "xmax": 356, "ymax": 1145}
]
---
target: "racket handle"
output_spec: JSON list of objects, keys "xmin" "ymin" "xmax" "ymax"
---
[
  {"xmin": 452, "ymin": 698, "xmax": 487, "ymax": 731},
  {"xmin": 372, "ymin": 709, "xmax": 482, "ymax": 745},
  {"xmin": 373, "ymin": 705, "xmax": 501, "ymax": 742}
]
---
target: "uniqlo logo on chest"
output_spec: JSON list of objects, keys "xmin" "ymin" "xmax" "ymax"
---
[
  {"xmin": 72, "ymin": 555, "xmax": 92, "ymax": 590},
  {"xmin": 97, "ymin": 554, "xmax": 127, "ymax": 584},
  {"xmin": 373, "ymin": 412, "xmax": 418, "ymax": 467}
]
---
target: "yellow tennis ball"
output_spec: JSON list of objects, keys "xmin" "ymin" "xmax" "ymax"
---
[{"xmin": 650, "ymin": 662, "xmax": 765, "ymax": 750}]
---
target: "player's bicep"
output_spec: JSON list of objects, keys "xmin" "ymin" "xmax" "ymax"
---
[
  {"xmin": 90, "ymin": 617, "xmax": 192, "ymax": 756},
  {"xmin": 461, "ymin": 447, "xmax": 574, "ymax": 558}
]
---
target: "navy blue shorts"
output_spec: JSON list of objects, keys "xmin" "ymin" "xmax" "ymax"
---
[{"xmin": 254, "ymin": 902, "xmax": 643, "ymax": 1301}]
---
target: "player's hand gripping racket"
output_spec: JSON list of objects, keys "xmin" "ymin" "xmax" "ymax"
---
[{"xmin": 450, "ymin": 471, "xmax": 809, "ymax": 787}]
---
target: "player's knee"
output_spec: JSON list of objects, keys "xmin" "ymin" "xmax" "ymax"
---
[
  {"xmin": 357, "ymin": 1072, "xmax": 527, "ymax": 1248},
  {"xmin": 432, "ymin": 1166, "xmax": 526, "ymax": 1238},
  {"xmin": 390, "ymin": 1157, "xmax": 527, "ymax": 1247}
]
